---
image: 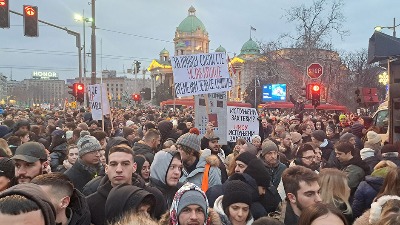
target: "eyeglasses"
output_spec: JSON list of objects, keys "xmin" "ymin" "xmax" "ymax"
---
[{"xmin": 302, "ymin": 156, "xmax": 316, "ymax": 161}]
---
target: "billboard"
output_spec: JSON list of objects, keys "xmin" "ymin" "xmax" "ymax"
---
[{"xmin": 262, "ymin": 84, "xmax": 287, "ymax": 102}]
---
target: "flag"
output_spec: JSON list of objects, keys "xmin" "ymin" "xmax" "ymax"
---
[{"xmin": 251, "ymin": 26, "xmax": 256, "ymax": 31}]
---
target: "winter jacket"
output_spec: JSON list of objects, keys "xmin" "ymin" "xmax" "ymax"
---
[
  {"xmin": 68, "ymin": 189, "xmax": 92, "ymax": 225},
  {"xmin": 265, "ymin": 162, "xmax": 287, "ymax": 188},
  {"xmin": 270, "ymin": 201, "xmax": 299, "ymax": 225},
  {"xmin": 64, "ymin": 159, "xmax": 104, "ymax": 193},
  {"xmin": 49, "ymin": 142, "xmax": 67, "ymax": 172},
  {"xmin": 180, "ymin": 149, "xmax": 222, "ymax": 189},
  {"xmin": 320, "ymin": 140, "xmax": 335, "ymax": 162},
  {"xmin": 86, "ymin": 174, "xmax": 166, "ymax": 225},
  {"xmin": 214, "ymin": 195, "xmax": 254, "ymax": 225},
  {"xmin": 132, "ymin": 141, "xmax": 155, "ymax": 164},
  {"xmin": 382, "ymin": 153, "xmax": 400, "ymax": 167},
  {"xmin": 149, "ymin": 177, "xmax": 182, "ymax": 209},
  {"xmin": 352, "ymin": 175, "xmax": 384, "ymax": 218},
  {"xmin": 363, "ymin": 156, "xmax": 381, "ymax": 173},
  {"xmin": 340, "ymin": 157, "xmax": 370, "ymax": 194}
]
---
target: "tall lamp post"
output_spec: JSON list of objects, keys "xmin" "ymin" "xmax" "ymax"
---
[{"xmin": 375, "ymin": 18, "xmax": 400, "ymax": 37}]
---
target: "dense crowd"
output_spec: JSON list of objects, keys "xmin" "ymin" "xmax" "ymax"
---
[{"xmin": 0, "ymin": 103, "xmax": 398, "ymax": 225}]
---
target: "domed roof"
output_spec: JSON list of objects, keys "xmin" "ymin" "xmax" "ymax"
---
[
  {"xmin": 215, "ymin": 45, "xmax": 226, "ymax": 52},
  {"xmin": 240, "ymin": 38, "xmax": 260, "ymax": 55},
  {"xmin": 160, "ymin": 48, "xmax": 169, "ymax": 55},
  {"xmin": 177, "ymin": 6, "xmax": 207, "ymax": 33},
  {"xmin": 176, "ymin": 42, "xmax": 186, "ymax": 48}
]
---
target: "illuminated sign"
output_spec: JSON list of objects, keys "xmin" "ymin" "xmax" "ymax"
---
[{"xmin": 32, "ymin": 71, "xmax": 58, "ymax": 79}]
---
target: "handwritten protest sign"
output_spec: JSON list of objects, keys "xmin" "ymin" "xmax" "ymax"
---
[
  {"xmin": 171, "ymin": 52, "xmax": 232, "ymax": 97},
  {"xmin": 195, "ymin": 92, "xmax": 227, "ymax": 145},
  {"xmin": 88, "ymin": 84, "xmax": 110, "ymax": 120},
  {"xmin": 227, "ymin": 106, "xmax": 259, "ymax": 142}
]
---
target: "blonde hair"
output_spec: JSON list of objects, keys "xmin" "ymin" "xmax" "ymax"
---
[
  {"xmin": 109, "ymin": 213, "xmax": 158, "ymax": 225},
  {"xmin": 374, "ymin": 160, "xmax": 397, "ymax": 171},
  {"xmin": 0, "ymin": 138, "xmax": 12, "ymax": 156},
  {"xmin": 318, "ymin": 168, "xmax": 352, "ymax": 215}
]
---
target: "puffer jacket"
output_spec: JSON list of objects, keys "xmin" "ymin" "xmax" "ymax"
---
[
  {"xmin": 352, "ymin": 175, "xmax": 384, "ymax": 218},
  {"xmin": 180, "ymin": 149, "xmax": 222, "ymax": 189}
]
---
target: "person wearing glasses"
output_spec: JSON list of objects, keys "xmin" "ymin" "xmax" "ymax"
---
[{"xmin": 293, "ymin": 144, "xmax": 320, "ymax": 172}]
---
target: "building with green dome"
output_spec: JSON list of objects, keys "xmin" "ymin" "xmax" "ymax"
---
[{"xmin": 215, "ymin": 45, "xmax": 226, "ymax": 52}]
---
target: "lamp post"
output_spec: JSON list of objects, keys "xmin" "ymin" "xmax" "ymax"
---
[{"xmin": 375, "ymin": 18, "xmax": 400, "ymax": 37}]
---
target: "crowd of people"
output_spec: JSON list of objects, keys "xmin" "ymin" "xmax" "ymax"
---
[{"xmin": 0, "ymin": 104, "xmax": 398, "ymax": 225}]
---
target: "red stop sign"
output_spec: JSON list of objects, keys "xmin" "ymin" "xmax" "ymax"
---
[{"xmin": 307, "ymin": 63, "xmax": 323, "ymax": 79}]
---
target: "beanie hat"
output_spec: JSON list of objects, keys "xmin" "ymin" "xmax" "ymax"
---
[
  {"xmin": 312, "ymin": 130, "xmax": 326, "ymax": 142},
  {"xmin": 360, "ymin": 148, "xmax": 375, "ymax": 160},
  {"xmin": 235, "ymin": 152, "xmax": 257, "ymax": 166},
  {"xmin": 189, "ymin": 127, "xmax": 200, "ymax": 135},
  {"xmin": 77, "ymin": 135, "xmax": 102, "ymax": 157},
  {"xmin": 176, "ymin": 133, "xmax": 201, "ymax": 152},
  {"xmin": 261, "ymin": 139, "xmax": 278, "ymax": 156},
  {"xmin": 290, "ymin": 132, "xmax": 302, "ymax": 144},
  {"xmin": 0, "ymin": 125, "xmax": 9, "ymax": 138},
  {"xmin": 80, "ymin": 130, "xmax": 90, "ymax": 138},
  {"xmin": 0, "ymin": 158, "xmax": 15, "ymax": 180},
  {"xmin": 243, "ymin": 158, "xmax": 271, "ymax": 188},
  {"xmin": 66, "ymin": 130, "xmax": 73, "ymax": 139},
  {"xmin": 381, "ymin": 144, "xmax": 398, "ymax": 154},
  {"xmin": 177, "ymin": 190, "xmax": 208, "ymax": 216},
  {"xmin": 222, "ymin": 180, "xmax": 252, "ymax": 210},
  {"xmin": 126, "ymin": 120, "xmax": 135, "ymax": 127},
  {"xmin": 340, "ymin": 133, "xmax": 355, "ymax": 142},
  {"xmin": 366, "ymin": 131, "xmax": 382, "ymax": 145},
  {"xmin": 351, "ymin": 124, "xmax": 364, "ymax": 138},
  {"xmin": 339, "ymin": 114, "xmax": 347, "ymax": 121}
]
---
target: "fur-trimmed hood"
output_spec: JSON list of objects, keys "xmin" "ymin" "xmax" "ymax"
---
[{"xmin": 158, "ymin": 208, "xmax": 222, "ymax": 225}]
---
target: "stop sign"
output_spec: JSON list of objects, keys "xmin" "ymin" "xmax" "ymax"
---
[{"xmin": 307, "ymin": 63, "xmax": 323, "ymax": 79}]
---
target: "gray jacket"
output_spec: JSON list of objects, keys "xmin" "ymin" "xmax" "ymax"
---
[{"xmin": 180, "ymin": 149, "xmax": 222, "ymax": 188}]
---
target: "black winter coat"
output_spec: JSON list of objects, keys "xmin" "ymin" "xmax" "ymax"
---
[
  {"xmin": 351, "ymin": 176, "xmax": 384, "ymax": 218},
  {"xmin": 132, "ymin": 142, "xmax": 155, "ymax": 164},
  {"xmin": 64, "ymin": 160, "xmax": 104, "ymax": 193},
  {"xmin": 68, "ymin": 189, "xmax": 92, "ymax": 225}
]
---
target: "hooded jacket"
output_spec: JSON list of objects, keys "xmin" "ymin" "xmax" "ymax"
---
[
  {"xmin": 180, "ymin": 149, "xmax": 222, "ymax": 189},
  {"xmin": 149, "ymin": 150, "xmax": 183, "ymax": 208},
  {"xmin": 68, "ymin": 189, "xmax": 92, "ymax": 225},
  {"xmin": 132, "ymin": 141, "xmax": 155, "ymax": 164},
  {"xmin": 213, "ymin": 195, "xmax": 254, "ymax": 225},
  {"xmin": 86, "ymin": 174, "xmax": 166, "ymax": 225},
  {"xmin": 0, "ymin": 183, "xmax": 56, "ymax": 225},
  {"xmin": 340, "ymin": 157, "xmax": 370, "ymax": 193},
  {"xmin": 49, "ymin": 142, "xmax": 67, "ymax": 172},
  {"xmin": 351, "ymin": 175, "xmax": 384, "ymax": 218}
]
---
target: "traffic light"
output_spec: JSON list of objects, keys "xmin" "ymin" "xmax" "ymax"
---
[
  {"xmin": 23, "ymin": 5, "xmax": 38, "ymax": 37},
  {"xmin": 68, "ymin": 83, "xmax": 76, "ymax": 98},
  {"xmin": 135, "ymin": 61, "xmax": 141, "ymax": 74},
  {"xmin": 355, "ymin": 88, "xmax": 362, "ymax": 104},
  {"xmin": 0, "ymin": 0, "xmax": 10, "ymax": 29},
  {"xmin": 75, "ymin": 83, "xmax": 84, "ymax": 103},
  {"xmin": 132, "ymin": 93, "xmax": 141, "ymax": 102},
  {"xmin": 301, "ymin": 84, "xmax": 307, "ymax": 98},
  {"xmin": 310, "ymin": 84, "xmax": 321, "ymax": 107}
]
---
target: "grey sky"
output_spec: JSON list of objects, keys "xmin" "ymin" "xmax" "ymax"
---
[{"xmin": 1, "ymin": 0, "xmax": 399, "ymax": 81}]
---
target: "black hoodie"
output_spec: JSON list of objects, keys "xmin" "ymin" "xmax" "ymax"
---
[
  {"xmin": 68, "ymin": 189, "xmax": 92, "ymax": 225},
  {"xmin": 0, "ymin": 183, "xmax": 56, "ymax": 225}
]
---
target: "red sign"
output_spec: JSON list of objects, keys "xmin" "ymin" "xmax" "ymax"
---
[
  {"xmin": 24, "ymin": 6, "xmax": 36, "ymax": 16},
  {"xmin": 307, "ymin": 63, "xmax": 323, "ymax": 79}
]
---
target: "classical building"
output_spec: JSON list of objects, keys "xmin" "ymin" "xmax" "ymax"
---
[{"xmin": 148, "ymin": 6, "xmax": 210, "ymax": 103}]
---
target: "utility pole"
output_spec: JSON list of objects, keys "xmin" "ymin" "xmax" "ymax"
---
[{"xmin": 91, "ymin": 0, "xmax": 96, "ymax": 84}]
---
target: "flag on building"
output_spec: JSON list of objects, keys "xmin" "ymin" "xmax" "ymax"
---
[{"xmin": 251, "ymin": 26, "xmax": 256, "ymax": 31}]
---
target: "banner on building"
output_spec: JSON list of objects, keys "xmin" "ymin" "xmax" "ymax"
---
[
  {"xmin": 88, "ymin": 84, "xmax": 110, "ymax": 120},
  {"xmin": 194, "ymin": 92, "xmax": 228, "ymax": 145},
  {"xmin": 227, "ymin": 106, "xmax": 259, "ymax": 142},
  {"xmin": 171, "ymin": 52, "xmax": 232, "ymax": 97}
]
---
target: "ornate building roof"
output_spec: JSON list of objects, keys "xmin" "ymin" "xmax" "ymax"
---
[
  {"xmin": 215, "ymin": 45, "xmax": 226, "ymax": 52},
  {"xmin": 177, "ymin": 6, "xmax": 207, "ymax": 33},
  {"xmin": 238, "ymin": 38, "xmax": 260, "ymax": 57}
]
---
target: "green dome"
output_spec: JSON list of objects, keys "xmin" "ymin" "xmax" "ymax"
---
[
  {"xmin": 215, "ymin": 45, "xmax": 226, "ymax": 52},
  {"xmin": 177, "ymin": 6, "xmax": 207, "ymax": 33},
  {"xmin": 160, "ymin": 48, "xmax": 169, "ymax": 55},
  {"xmin": 240, "ymin": 38, "xmax": 260, "ymax": 55},
  {"xmin": 176, "ymin": 42, "xmax": 186, "ymax": 48}
]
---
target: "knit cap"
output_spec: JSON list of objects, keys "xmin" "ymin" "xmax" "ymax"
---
[
  {"xmin": 235, "ymin": 152, "xmax": 257, "ymax": 166},
  {"xmin": 340, "ymin": 133, "xmax": 355, "ymax": 142},
  {"xmin": 312, "ymin": 130, "xmax": 326, "ymax": 142},
  {"xmin": 360, "ymin": 148, "xmax": 375, "ymax": 160},
  {"xmin": 77, "ymin": 134, "xmax": 102, "ymax": 157},
  {"xmin": 243, "ymin": 158, "xmax": 271, "ymax": 188},
  {"xmin": 381, "ymin": 144, "xmax": 398, "ymax": 154},
  {"xmin": 366, "ymin": 131, "xmax": 382, "ymax": 145},
  {"xmin": 290, "ymin": 132, "xmax": 302, "ymax": 144},
  {"xmin": 261, "ymin": 139, "xmax": 278, "ymax": 156},
  {"xmin": 222, "ymin": 180, "xmax": 252, "ymax": 210},
  {"xmin": 176, "ymin": 133, "xmax": 201, "ymax": 152},
  {"xmin": 351, "ymin": 124, "xmax": 364, "ymax": 137},
  {"xmin": 177, "ymin": 190, "xmax": 208, "ymax": 216},
  {"xmin": 0, "ymin": 158, "xmax": 15, "ymax": 180},
  {"xmin": 339, "ymin": 114, "xmax": 347, "ymax": 121}
]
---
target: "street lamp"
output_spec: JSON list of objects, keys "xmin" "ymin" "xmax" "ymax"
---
[{"xmin": 374, "ymin": 18, "xmax": 400, "ymax": 37}]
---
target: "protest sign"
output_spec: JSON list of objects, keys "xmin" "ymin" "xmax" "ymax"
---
[
  {"xmin": 227, "ymin": 106, "xmax": 259, "ymax": 142},
  {"xmin": 171, "ymin": 52, "xmax": 232, "ymax": 97},
  {"xmin": 88, "ymin": 84, "xmax": 110, "ymax": 120},
  {"xmin": 195, "ymin": 92, "xmax": 227, "ymax": 145}
]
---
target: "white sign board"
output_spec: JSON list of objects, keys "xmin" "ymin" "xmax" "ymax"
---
[
  {"xmin": 88, "ymin": 84, "xmax": 110, "ymax": 120},
  {"xmin": 171, "ymin": 52, "xmax": 232, "ymax": 97},
  {"xmin": 194, "ymin": 92, "xmax": 228, "ymax": 145},
  {"xmin": 227, "ymin": 106, "xmax": 259, "ymax": 142}
]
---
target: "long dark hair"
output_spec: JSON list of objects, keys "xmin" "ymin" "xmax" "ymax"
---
[{"xmin": 298, "ymin": 202, "xmax": 349, "ymax": 225}]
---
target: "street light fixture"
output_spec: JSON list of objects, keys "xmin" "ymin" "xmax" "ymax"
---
[{"xmin": 374, "ymin": 18, "xmax": 400, "ymax": 37}]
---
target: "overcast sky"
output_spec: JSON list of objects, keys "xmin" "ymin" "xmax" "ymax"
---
[{"xmin": 1, "ymin": 0, "xmax": 399, "ymax": 81}]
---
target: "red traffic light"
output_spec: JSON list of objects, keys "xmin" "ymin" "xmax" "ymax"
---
[
  {"xmin": 77, "ymin": 84, "xmax": 84, "ymax": 91},
  {"xmin": 132, "ymin": 93, "xmax": 141, "ymax": 102},
  {"xmin": 0, "ymin": 0, "xmax": 6, "ymax": 6},
  {"xmin": 311, "ymin": 84, "xmax": 320, "ymax": 92},
  {"xmin": 24, "ymin": 6, "xmax": 36, "ymax": 16}
]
